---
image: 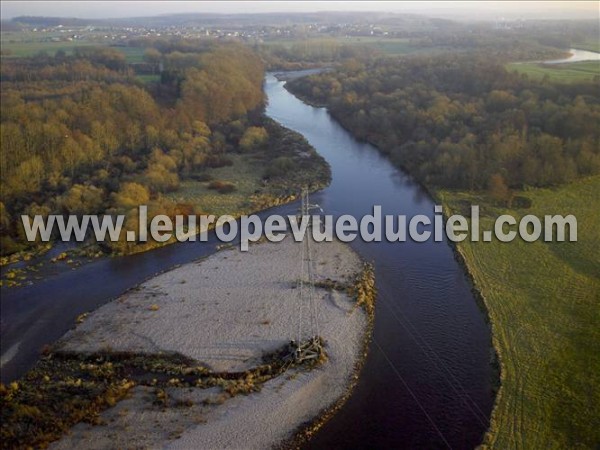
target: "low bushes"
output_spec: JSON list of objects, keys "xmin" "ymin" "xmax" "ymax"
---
[{"xmin": 207, "ymin": 180, "xmax": 237, "ymax": 194}]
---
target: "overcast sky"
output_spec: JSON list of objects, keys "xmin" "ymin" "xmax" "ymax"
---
[{"xmin": 1, "ymin": 1, "xmax": 597, "ymax": 21}]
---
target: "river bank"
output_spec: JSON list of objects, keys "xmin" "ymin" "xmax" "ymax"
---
[
  {"xmin": 2, "ymin": 235, "xmax": 375, "ymax": 449},
  {"xmin": 1, "ymin": 73, "xmax": 493, "ymax": 449},
  {"xmin": 266, "ymin": 73, "xmax": 494, "ymax": 449},
  {"xmin": 438, "ymin": 179, "xmax": 600, "ymax": 448},
  {"xmin": 283, "ymin": 72, "xmax": 501, "ymax": 446},
  {"xmin": 282, "ymin": 68, "xmax": 599, "ymax": 447},
  {"xmin": 0, "ymin": 118, "xmax": 330, "ymax": 288}
]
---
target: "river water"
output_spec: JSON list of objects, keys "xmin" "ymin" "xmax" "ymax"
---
[
  {"xmin": 0, "ymin": 74, "xmax": 494, "ymax": 449},
  {"xmin": 265, "ymin": 74, "xmax": 493, "ymax": 449},
  {"xmin": 543, "ymin": 48, "xmax": 600, "ymax": 64}
]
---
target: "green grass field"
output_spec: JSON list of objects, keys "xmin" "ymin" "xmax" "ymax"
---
[
  {"xmin": 507, "ymin": 60, "xmax": 600, "ymax": 83},
  {"xmin": 262, "ymin": 36, "xmax": 423, "ymax": 55},
  {"xmin": 437, "ymin": 176, "xmax": 600, "ymax": 449},
  {"xmin": 136, "ymin": 74, "xmax": 161, "ymax": 84},
  {"xmin": 1, "ymin": 32, "xmax": 145, "ymax": 62},
  {"xmin": 333, "ymin": 36, "xmax": 419, "ymax": 55},
  {"xmin": 165, "ymin": 154, "xmax": 263, "ymax": 217},
  {"xmin": 117, "ymin": 46, "xmax": 146, "ymax": 63},
  {"xmin": 0, "ymin": 38, "xmax": 98, "ymax": 57}
]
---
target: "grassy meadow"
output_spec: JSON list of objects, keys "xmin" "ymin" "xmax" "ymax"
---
[
  {"xmin": 507, "ymin": 60, "xmax": 600, "ymax": 83},
  {"xmin": 262, "ymin": 36, "xmax": 424, "ymax": 56},
  {"xmin": 165, "ymin": 154, "xmax": 265, "ymax": 217},
  {"xmin": 1, "ymin": 31, "xmax": 146, "ymax": 62},
  {"xmin": 1, "ymin": 30, "xmax": 100, "ymax": 57},
  {"xmin": 331, "ymin": 36, "xmax": 420, "ymax": 55},
  {"xmin": 0, "ymin": 38, "xmax": 99, "ymax": 57},
  {"xmin": 437, "ymin": 175, "xmax": 600, "ymax": 449},
  {"xmin": 136, "ymin": 73, "xmax": 161, "ymax": 84}
]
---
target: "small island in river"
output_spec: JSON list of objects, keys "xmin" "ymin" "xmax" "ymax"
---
[{"xmin": 3, "ymin": 235, "xmax": 375, "ymax": 449}]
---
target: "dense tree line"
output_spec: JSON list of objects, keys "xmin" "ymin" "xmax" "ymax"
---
[
  {"xmin": 287, "ymin": 54, "xmax": 600, "ymax": 194},
  {"xmin": 0, "ymin": 42, "xmax": 266, "ymax": 254},
  {"xmin": 257, "ymin": 19, "xmax": 600, "ymax": 70},
  {"xmin": 259, "ymin": 39, "xmax": 372, "ymax": 70},
  {"xmin": 407, "ymin": 26, "xmax": 584, "ymax": 62}
]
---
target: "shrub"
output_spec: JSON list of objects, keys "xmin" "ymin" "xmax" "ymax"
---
[
  {"xmin": 265, "ymin": 156, "xmax": 295, "ymax": 178},
  {"xmin": 207, "ymin": 180, "xmax": 236, "ymax": 194},
  {"xmin": 239, "ymin": 127, "xmax": 268, "ymax": 152},
  {"xmin": 203, "ymin": 155, "xmax": 233, "ymax": 168},
  {"xmin": 190, "ymin": 172, "xmax": 213, "ymax": 182},
  {"xmin": 512, "ymin": 195, "xmax": 533, "ymax": 209}
]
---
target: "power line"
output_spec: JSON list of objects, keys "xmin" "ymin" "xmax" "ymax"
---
[
  {"xmin": 296, "ymin": 188, "xmax": 320, "ymax": 343},
  {"xmin": 374, "ymin": 339, "xmax": 453, "ymax": 450},
  {"xmin": 377, "ymin": 282, "xmax": 489, "ymax": 426}
]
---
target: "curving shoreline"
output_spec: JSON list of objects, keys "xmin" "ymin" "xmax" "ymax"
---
[
  {"xmin": 45, "ymin": 236, "xmax": 373, "ymax": 449},
  {"xmin": 282, "ymin": 76, "xmax": 497, "ymax": 445}
]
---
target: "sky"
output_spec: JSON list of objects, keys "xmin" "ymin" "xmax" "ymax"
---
[{"xmin": 1, "ymin": 1, "xmax": 598, "ymax": 21}]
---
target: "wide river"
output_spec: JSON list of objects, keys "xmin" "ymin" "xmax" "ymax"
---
[
  {"xmin": 0, "ymin": 74, "xmax": 494, "ymax": 449},
  {"xmin": 265, "ymin": 74, "xmax": 493, "ymax": 449}
]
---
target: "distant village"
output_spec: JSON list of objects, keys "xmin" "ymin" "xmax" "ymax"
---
[{"xmin": 4, "ymin": 20, "xmax": 402, "ymax": 47}]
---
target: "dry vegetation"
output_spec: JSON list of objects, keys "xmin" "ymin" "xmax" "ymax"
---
[{"xmin": 0, "ymin": 343, "xmax": 328, "ymax": 449}]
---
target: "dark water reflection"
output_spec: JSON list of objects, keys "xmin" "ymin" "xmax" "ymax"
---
[{"xmin": 265, "ymin": 74, "xmax": 493, "ymax": 449}]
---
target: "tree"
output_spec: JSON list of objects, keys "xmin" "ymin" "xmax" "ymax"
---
[
  {"xmin": 112, "ymin": 182, "xmax": 150, "ymax": 211},
  {"xmin": 0, "ymin": 41, "xmax": 271, "ymax": 255},
  {"xmin": 0, "ymin": 202, "xmax": 11, "ymax": 234},
  {"xmin": 239, "ymin": 127, "xmax": 269, "ymax": 152},
  {"xmin": 143, "ymin": 48, "xmax": 162, "ymax": 74},
  {"xmin": 489, "ymin": 174, "xmax": 511, "ymax": 206},
  {"xmin": 9, "ymin": 157, "xmax": 44, "ymax": 195},
  {"xmin": 60, "ymin": 184, "xmax": 105, "ymax": 215},
  {"xmin": 192, "ymin": 121, "xmax": 211, "ymax": 137}
]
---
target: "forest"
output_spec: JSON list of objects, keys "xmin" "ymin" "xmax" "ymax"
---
[
  {"xmin": 0, "ymin": 41, "xmax": 328, "ymax": 257},
  {"xmin": 286, "ymin": 53, "xmax": 600, "ymax": 198},
  {"xmin": 285, "ymin": 48, "xmax": 600, "ymax": 448}
]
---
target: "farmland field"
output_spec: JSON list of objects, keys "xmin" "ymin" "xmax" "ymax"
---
[
  {"xmin": 0, "ymin": 31, "xmax": 144, "ymax": 62},
  {"xmin": 262, "ymin": 36, "xmax": 424, "ymax": 55},
  {"xmin": 437, "ymin": 176, "xmax": 600, "ymax": 449},
  {"xmin": 507, "ymin": 60, "xmax": 600, "ymax": 83}
]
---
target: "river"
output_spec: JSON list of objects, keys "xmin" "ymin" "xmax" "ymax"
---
[
  {"xmin": 0, "ymin": 73, "xmax": 494, "ymax": 449},
  {"xmin": 543, "ymin": 48, "xmax": 600, "ymax": 64},
  {"xmin": 265, "ymin": 74, "xmax": 493, "ymax": 449}
]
